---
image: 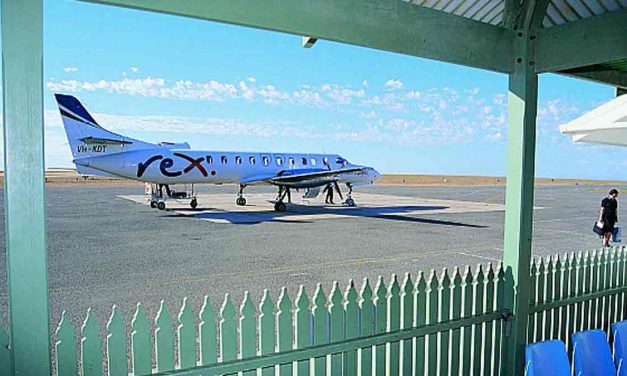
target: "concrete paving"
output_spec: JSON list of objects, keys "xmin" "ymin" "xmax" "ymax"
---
[
  {"xmin": 119, "ymin": 192, "xmax": 506, "ymax": 224},
  {"xmin": 0, "ymin": 183, "xmax": 620, "ymax": 332}
]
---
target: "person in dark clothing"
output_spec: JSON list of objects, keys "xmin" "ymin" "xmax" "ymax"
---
[
  {"xmin": 599, "ymin": 188, "xmax": 619, "ymax": 247},
  {"xmin": 323, "ymin": 183, "xmax": 334, "ymax": 205}
]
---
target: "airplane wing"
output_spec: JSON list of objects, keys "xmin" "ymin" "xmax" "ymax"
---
[{"xmin": 241, "ymin": 167, "xmax": 366, "ymax": 188}]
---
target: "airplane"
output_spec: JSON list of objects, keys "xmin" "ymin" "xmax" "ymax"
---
[{"xmin": 55, "ymin": 94, "xmax": 381, "ymax": 212}]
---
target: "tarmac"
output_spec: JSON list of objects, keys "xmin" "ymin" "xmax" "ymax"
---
[{"xmin": 0, "ymin": 183, "xmax": 620, "ymax": 330}]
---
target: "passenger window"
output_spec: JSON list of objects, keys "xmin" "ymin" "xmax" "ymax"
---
[
  {"xmin": 235, "ymin": 156, "xmax": 242, "ymax": 164},
  {"xmin": 276, "ymin": 156, "xmax": 283, "ymax": 166},
  {"xmin": 206, "ymin": 156, "xmax": 213, "ymax": 164},
  {"xmin": 221, "ymin": 156, "xmax": 228, "ymax": 164},
  {"xmin": 301, "ymin": 157, "xmax": 307, "ymax": 166},
  {"xmin": 310, "ymin": 158, "xmax": 317, "ymax": 166},
  {"xmin": 289, "ymin": 157, "xmax": 295, "ymax": 167},
  {"xmin": 249, "ymin": 156, "xmax": 256, "ymax": 165},
  {"xmin": 262, "ymin": 156, "xmax": 270, "ymax": 166}
]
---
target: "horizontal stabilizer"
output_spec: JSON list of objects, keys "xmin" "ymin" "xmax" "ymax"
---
[{"xmin": 80, "ymin": 136, "xmax": 133, "ymax": 145}]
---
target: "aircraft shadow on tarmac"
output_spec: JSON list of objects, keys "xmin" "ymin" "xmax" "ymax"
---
[{"xmin": 169, "ymin": 204, "xmax": 488, "ymax": 227}]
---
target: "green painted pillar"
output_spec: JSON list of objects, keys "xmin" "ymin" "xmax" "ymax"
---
[
  {"xmin": 1, "ymin": 0, "xmax": 50, "ymax": 375},
  {"xmin": 501, "ymin": 32, "xmax": 538, "ymax": 376}
]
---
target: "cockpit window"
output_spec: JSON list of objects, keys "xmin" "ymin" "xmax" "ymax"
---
[{"xmin": 322, "ymin": 157, "xmax": 329, "ymax": 166}]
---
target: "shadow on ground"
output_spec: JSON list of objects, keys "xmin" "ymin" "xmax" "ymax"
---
[{"xmin": 168, "ymin": 204, "xmax": 487, "ymax": 227}]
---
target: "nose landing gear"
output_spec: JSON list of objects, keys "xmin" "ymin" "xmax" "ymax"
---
[
  {"xmin": 344, "ymin": 183, "xmax": 356, "ymax": 207},
  {"xmin": 274, "ymin": 186, "xmax": 289, "ymax": 212}
]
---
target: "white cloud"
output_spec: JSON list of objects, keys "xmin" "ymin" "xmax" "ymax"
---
[
  {"xmin": 130, "ymin": 66, "xmax": 139, "ymax": 73},
  {"xmin": 385, "ymin": 79, "xmax": 403, "ymax": 90},
  {"xmin": 360, "ymin": 111, "xmax": 376, "ymax": 120},
  {"xmin": 238, "ymin": 81, "xmax": 255, "ymax": 101},
  {"xmin": 257, "ymin": 84, "xmax": 289, "ymax": 104},
  {"xmin": 63, "ymin": 67, "xmax": 78, "ymax": 73},
  {"xmin": 47, "ymin": 77, "xmax": 238, "ymax": 102},
  {"xmin": 247, "ymin": 76, "xmax": 256, "ymax": 83},
  {"xmin": 362, "ymin": 80, "xmax": 369, "ymax": 87}
]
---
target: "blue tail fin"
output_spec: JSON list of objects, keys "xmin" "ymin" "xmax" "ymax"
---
[{"xmin": 55, "ymin": 94, "xmax": 156, "ymax": 169}]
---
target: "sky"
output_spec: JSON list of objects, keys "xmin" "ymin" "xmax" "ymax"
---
[{"xmin": 1, "ymin": 0, "xmax": 626, "ymax": 179}]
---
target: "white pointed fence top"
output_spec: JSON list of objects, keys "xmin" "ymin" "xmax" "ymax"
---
[{"xmin": 560, "ymin": 94, "xmax": 627, "ymax": 146}]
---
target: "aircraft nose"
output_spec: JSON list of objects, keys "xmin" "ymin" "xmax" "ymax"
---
[{"xmin": 371, "ymin": 168, "xmax": 382, "ymax": 180}]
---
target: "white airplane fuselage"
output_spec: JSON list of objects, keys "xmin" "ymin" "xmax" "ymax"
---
[
  {"xmin": 76, "ymin": 148, "xmax": 380, "ymax": 187},
  {"xmin": 55, "ymin": 93, "xmax": 380, "ymax": 210}
]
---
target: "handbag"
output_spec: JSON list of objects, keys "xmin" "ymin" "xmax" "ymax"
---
[
  {"xmin": 593, "ymin": 221, "xmax": 604, "ymax": 236},
  {"xmin": 613, "ymin": 227, "xmax": 622, "ymax": 243}
]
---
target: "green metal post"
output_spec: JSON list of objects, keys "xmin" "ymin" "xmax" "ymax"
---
[
  {"xmin": 1, "ymin": 0, "xmax": 50, "ymax": 375},
  {"xmin": 501, "ymin": 31, "xmax": 538, "ymax": 376}
]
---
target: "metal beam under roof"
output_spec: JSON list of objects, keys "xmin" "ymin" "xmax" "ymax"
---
[
  {"xmin": 535, "ymin": 8, "xmax": 627, "ymax": 72},
  {"xmin": 79, "ymin": 0, "xmax": 517, "ymax": 73}
]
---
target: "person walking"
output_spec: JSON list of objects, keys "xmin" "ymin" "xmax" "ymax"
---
[
  {"xmin": 323, "ymin": 183, "xmax": 334, "ymax": 204},
  {"xmin": 599, "ymin": 188, "xmax": 619, "ymax": 247}
]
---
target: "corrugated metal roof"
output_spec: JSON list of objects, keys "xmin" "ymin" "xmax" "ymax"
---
[
  {"xmin": 600, "ymin": 59, "xmax": 627, "ymax": 74},
  {"xmin": 406, "ymin": 0, "xmax": 626, "ymax": 28},
  {"xmin": 409, "ymin": 0, "xmax": 506, "ymax": 26},
  {"xmin": 543, "ymin": 0, "xmax": 627, "ymax": 27}
]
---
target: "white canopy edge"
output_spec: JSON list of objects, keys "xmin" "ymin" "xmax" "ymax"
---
[{"xmin": 560, "ymin": 94, "xmax": 627, "ymax": 146}]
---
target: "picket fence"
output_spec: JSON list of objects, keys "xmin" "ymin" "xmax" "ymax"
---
[
  {"xmin": 2, "ymin": 247, "xmax": 627, "ymax": 375},
  {"xmin": 52, "ymin": 265, "xmax": 507, "ymax": 376},
  {"xmin": 528, "ymin": 247, "xmax": 627, "ymax": 349}
]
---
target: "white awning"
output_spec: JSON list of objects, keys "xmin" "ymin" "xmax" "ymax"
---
[{"xmin": 559, "ymin": 95, "xmax": 627, "ymax": 146}]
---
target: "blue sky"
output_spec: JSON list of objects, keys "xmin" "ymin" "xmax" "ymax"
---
[{"xmin": 1, "ymin": 0, "xmax": 626, "ymax": 179}]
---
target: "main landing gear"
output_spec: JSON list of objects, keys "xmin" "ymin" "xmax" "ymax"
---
[
  {"xmin": 236, "ymin": 184, "xmax": 247, "ymax": 206},
  {"xmin": 274, "ymin": 186, "xmax": 289, "ymax": 212}
]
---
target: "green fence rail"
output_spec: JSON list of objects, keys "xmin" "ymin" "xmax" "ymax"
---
[{"xmin": 2, "ymin": 247, "xmax": 627, "ymax": 375}]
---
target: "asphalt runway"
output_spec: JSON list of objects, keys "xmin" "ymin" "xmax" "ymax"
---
[{"xmin": 0, "ymin": 183, "xmax": 618, "ymax": 332}]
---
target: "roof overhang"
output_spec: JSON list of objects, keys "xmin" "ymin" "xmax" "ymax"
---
[{"xmin": 560, "ymin": 94, "xmax": 627, "ymax": 146}]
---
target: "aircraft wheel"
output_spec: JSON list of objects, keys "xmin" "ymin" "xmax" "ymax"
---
[
  {"xmin": 345, "ymin": 198, "xmax": 356, "ymax": 207},
  {"xmin": 236, "ymin": 197, "xmax": 247, "ymax": 206},
  {"xmin": 190, "ymin": 199, "xmax": 198, "ymax": 209},
  {"xmin": 274, "ymin": 202, "xmax": 287, "ymax": 212},
  {"xmin": 157, "ymin": 201, "xmax": 166, "ymax": 210},
  {"xmin": 150, "ymin": 201, "xmax": 157, "ymax": 208}
]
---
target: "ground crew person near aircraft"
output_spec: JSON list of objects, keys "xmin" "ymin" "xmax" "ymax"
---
[
  {"xmin": 323, "ymin": 183, "xmax": 335, "ymax": 205},
  {"xmin": 599, "ymin": 188, "xmax": 619, "ymax": 247}
]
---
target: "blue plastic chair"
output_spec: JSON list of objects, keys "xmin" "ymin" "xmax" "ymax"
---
[
  {"xmin": 572, "ymin": 329, "xmax": 616, "ymax": 375},
  {"xmin": 613, "ymin": 321, "xmax": 627, "ymax": 376},
  {"xmin": 525, "ymin": 340, "xmax": 570, "ymax": 376}
]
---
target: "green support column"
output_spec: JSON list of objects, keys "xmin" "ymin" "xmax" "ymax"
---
[
  {"xmin": 501, "ymin": 32, "xmax": 538, "ymax": 376},
  {"xmin": 1, "ymin": 0, "xmax": 50, "ymax": 375}
]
